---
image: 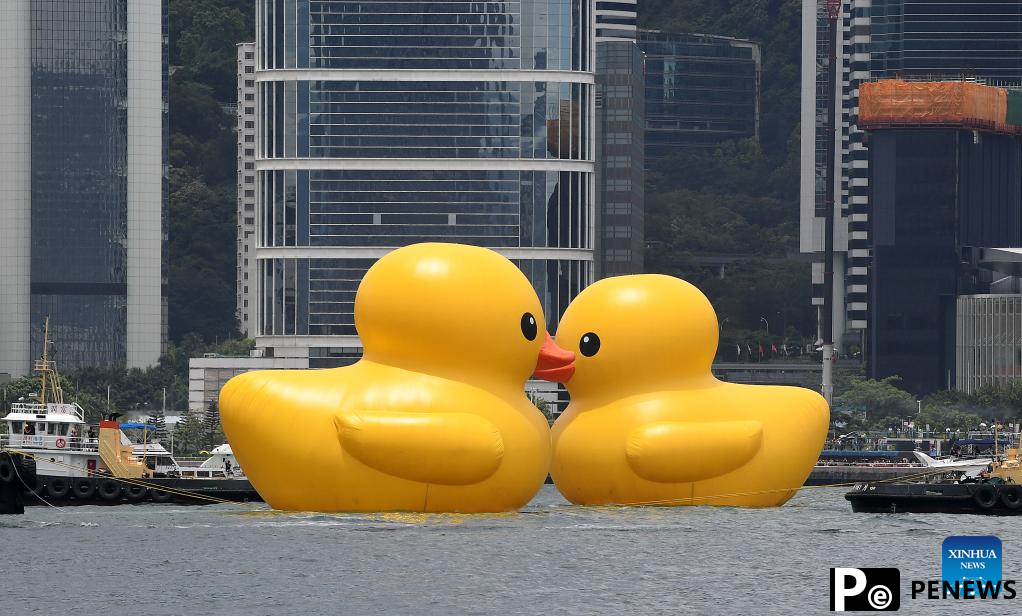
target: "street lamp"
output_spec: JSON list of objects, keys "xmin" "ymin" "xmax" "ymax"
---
[
  {"xmin": 719, "ymin": 317, "xmax": 729, "ymax": 333},
  {"xmin": 759, "ymin": 316, "xmax": 770, "ymax": 335}
]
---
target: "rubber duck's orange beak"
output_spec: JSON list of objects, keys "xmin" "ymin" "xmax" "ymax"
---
[{"xmin": 532, "ymin": 331, "xmax": 575, "ymax": 383}]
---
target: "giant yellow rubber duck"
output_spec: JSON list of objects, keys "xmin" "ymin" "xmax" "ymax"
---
[
  {"xmin": 219, "ymin": 243, "xmax": 574, "ymax": 512},
  {"xmin": 547, "ymin": 275, "xmax": 829, "ymax": 507}
]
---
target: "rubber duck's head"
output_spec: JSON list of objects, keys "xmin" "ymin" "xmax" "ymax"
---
[
  {"xmin": 554, "ymin": 274, "xmax": 718, "ymax": 398},
  {"xmin": 356, "ymin": 243, "xmax": 574, "ymax": 386}
]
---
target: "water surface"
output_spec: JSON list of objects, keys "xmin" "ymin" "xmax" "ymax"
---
[{"xmin": 2, "ymin": 486, "xmax": 1020, "ymax": 614}]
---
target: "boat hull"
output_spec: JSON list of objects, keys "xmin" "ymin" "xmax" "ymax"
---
[
  {"xmin": 846, "ymin": 481, "xmax": 1022, "ymax": 515},
  {"xmin": 12, "ymin": 471, "xmax": 262, "ymax": 507}
]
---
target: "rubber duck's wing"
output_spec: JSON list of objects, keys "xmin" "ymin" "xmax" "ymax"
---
[
  {"xmin": 625, "ymin": 420, "xmax": 763, "ymax": 483},
  {"xmin": 335, "ymin": 411, "xmax": 504, "ymax": 485}
]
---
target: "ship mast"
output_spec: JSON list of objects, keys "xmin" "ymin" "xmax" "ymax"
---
[{"xmin": 33, "ymin": 317, "xmax": 64, "ymax": 405}]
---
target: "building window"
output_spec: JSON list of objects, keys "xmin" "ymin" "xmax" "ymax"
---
[
  {"xmin": 606, "ymin": 225, "xmax": 632, "ymax": 239},
  {"xmin": 244, "ymin": 66, "xmax": 254, "ymax": 74},
  {"xmin": 607, "ymin": 133, "xmax": 632, "ymax": 145},
  {"xmin": 244, "ymin": 162, "xmax": 255, "ymax": 169},
  {"xmin": 244, "ymin": 121, "xmax": 255, "ymax": 129},
  {"xmin": 607, "ymin": 179, "xmax": 631, "ymax": 191},
  {"xmin": 606, "ymin": 85, "xmax": 632, "ymax": 97},
  {"xmin": 605, "ymin": 156, "xmax": 629, "ymax": 168},
  {"xmin": 606, "ymin": 202, "xmax": 631, "ymax": 215},
  {"xmin": 244, "ymin": 135, "xmax": 254, "ymax": 143},
  {"xmin": 606, "ymin": 249, "xmax": 632, "ymax": 262},
  {"xmin": 244, "ymin": 190, "xmax": 255, "ymax": 197},
  {"xmin": 245, "ymin": 148, "xmax": 254, "ymax": 156}
]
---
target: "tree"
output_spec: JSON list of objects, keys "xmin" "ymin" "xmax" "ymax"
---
[
  {"xmin": 203, "ymin": 400, "xmax": 225, "ymax": 451},
  {"xmin": 172, "ymin": 410, "xmax": 206, "ymax": 456},
  {"xmin": 146, "ymin": 408, "xmax": 169, "ymax": 444},
  {"xmin": 835, "ymin": 376, "xmax": 917, "ymax": 426}
]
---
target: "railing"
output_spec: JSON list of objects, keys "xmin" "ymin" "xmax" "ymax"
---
[
  {"xmin": 9, "ymin": 401, "xmax": 85, "ymax": 421},
  {"xmin": 0, "ymin": 433, "xmax": 98, "ymax": 452}
]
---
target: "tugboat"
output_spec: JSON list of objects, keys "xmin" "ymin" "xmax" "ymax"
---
[
  {"xmin": 0, "ymin": 319, "xmax": 261, "ymax": 508},
  {"xmin": 846, "ymin": 440, "xmax": 1022, "ymax": 515}
]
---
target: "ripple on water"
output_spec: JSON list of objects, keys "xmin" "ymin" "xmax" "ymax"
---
[{"xmin": 1, "ymin": 485, "xmax": 1019, "ymax": 616}]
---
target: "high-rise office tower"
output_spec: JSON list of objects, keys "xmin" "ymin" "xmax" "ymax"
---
[
  {"xmin": 596, "ymin": 0, "xmax": 637, "ymax": 42},
  {"xmin": 0, "ymin": 0, "xmax": 167, "ymax": 377},
  {"xmin": 595, "ymin": 41, "xmax": 645, "ymax": 277},
  {"xmin": 638, "ymin": 30, "xmax": 761, "ymax": 160},
  {"xmin": 237, "ymin": 42, "xmax": 258, "ymax": 338},
  {"xmin": 252, "ymin": 0, "xmax": 594, "ymax": 366},
  {"xmin": 800, "ymin": 0, "xmax": 1022, "ymax": 363}
]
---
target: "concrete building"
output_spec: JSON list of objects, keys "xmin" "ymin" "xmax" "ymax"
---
[
  {"xmin": 250, "ymin": 0, "xmax": 595, "ymax": 366},
  {"xmin": 595, "ymin": 41, "xmax": 645, "ymax": 277},
  {"xmin": 800, "ymin": 0, "xmax": 1022, "ymax": 360},
  {"xmin": 0, "ymin": 0, "xmax": 167, "ymax": 377},
  {"xmin": 638, "ymin": 30, "xmax": 760, "ymax": 159},
  {"xmin": 596, "ymin": 0, "xmax": 637, "ymax": 42},
  {"xmin": 237, "ymin": 42, "xmax": 258, "ymax": 337},
  {"xmin": 188, "ymin": 353, "xmax": 307, "ymax": 412}
]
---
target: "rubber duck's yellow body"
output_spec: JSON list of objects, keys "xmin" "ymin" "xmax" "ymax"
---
[
  {"xmin": 220, "ymin": 243, "xmax": 573, "ymax": 512},
  {"xmin": 548, "ymin": 275, "xmax": 829, "ymax": 507}
]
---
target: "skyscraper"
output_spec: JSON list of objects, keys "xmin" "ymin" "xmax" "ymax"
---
[
  {"xmin": 638, "ymin": 30, "xmax": 761, "ymax": 160},
  {"xmin": 596, "ymin": 0, "xmax": 637, "ymax": 42},
  {"xmin": 0, "ymin": 0, "xmax": 167, "ymax": 377},
  {"xmin": 252, "ymin": 0, "xmax": 595, "ymax": 366},
  {"xmin": 801, "ymin": 0, "xmax": 1022, "ymax": 361},
  {"xmin": 237, "ymin": 42, "xmax": 258, "ymax": 338},
  {"xmin": 595, "ymin": 41, "xmax": 645, "ymax": 277}
]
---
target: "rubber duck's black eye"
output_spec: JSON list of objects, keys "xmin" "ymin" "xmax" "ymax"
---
[
  {"xmin": 520, "ymin": 313, "xmax": 538, "ymax": 341},
  {"xmin": 579, "ymin": 332, "xmax": 600, "ymax": 357}
]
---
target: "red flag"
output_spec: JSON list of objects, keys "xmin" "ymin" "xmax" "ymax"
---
[
  {"xmin": 771, "ymin": 344, "xmax": 778, "ymax": 355},
  {"xmin": 758, "ymin": 343, "xmax": 764, "ymax": 358}
]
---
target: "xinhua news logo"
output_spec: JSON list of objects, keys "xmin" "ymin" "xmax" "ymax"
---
[{"xmin": 830, "ymin": 568, "xmax": 900, "ymax": 611}]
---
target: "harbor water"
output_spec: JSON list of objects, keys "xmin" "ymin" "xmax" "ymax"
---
[{"xmin": 2, "ymin": 486, "xmax": 1021, "ymax": 615}]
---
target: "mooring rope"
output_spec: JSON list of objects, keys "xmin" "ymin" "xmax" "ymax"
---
[{"xmin": 2, "ymin": 448, "xmax": 259, "ymax": 508}]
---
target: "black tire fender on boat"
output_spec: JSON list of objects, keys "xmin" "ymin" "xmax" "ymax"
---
[
  {"xmin": 125, "ymin": 484, "xmax": 148, "ymax": 502},
  {"xmin": 150, "ymin": 488, "xmax": 173, "ymax": 503},
  {"xmin": 98, "ymin": 479, "xmax": 122, "ymax": 501},
  {"xmin": 999, "ymin": 485, "xmax": 1022, "ymax": 510},
  {"xmin": 73, "ymin": 478, "xmax": 95, "ymax": 500},
  {"xmin": 0, "ymin": 456, "xmax": 13, "ymax": 485},
  {"xmin": 46, "ymin": 477, "xmax": 70, "ymax": 500},
  {"xmin": 973, "ymin": 484, "xmax": 999, "ymax": 509}
]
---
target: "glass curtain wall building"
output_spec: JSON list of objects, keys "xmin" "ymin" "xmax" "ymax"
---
[
  {"xmin": 254, "ymin": 0, "xmax": 595, "ymax": 366},
  {"xmin": 800, "ymin": 0, "xmax": 1022, "ymax": 360},
  {"xmin": 0, "ymin": 0, "xmax": 167, "ymax": 376},
  {"xmin": 638, "ymin": 30, "xmax": 760, "ymax": 160}
]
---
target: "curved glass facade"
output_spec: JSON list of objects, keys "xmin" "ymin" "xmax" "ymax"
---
[
  {"xmin": 261, "ymin": 0, "xmax": 590, "ymax": 71},
  {"xmin": 255, "ymin": 0, "xmax": 594, "ymax": 343},
  {"xmin": 260, "ymin": 80, "xmax": 588, "ymax": 159}
]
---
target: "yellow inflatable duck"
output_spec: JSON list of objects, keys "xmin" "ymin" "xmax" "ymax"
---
[
  {"xmin": 549, "ymin": 275, "xmax": 829, "ymax": 507},
  {"xmin": 220, "ymin": 243, "xmax": 575, "ymax": 512}
]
